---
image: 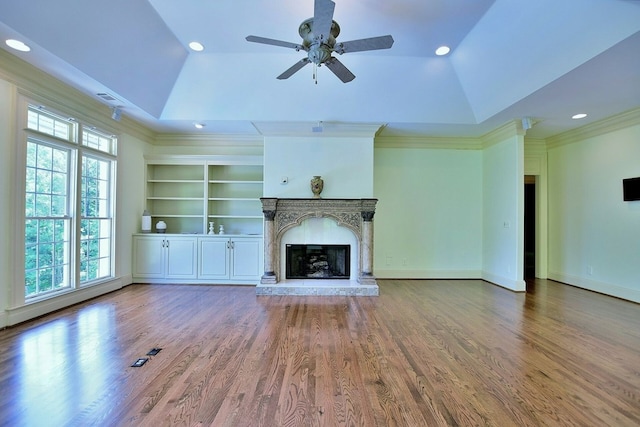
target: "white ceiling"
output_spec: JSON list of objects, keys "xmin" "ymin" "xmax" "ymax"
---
[{"xmin": 0, "ymin": 0, "xmax": 639, "ymax": 139}]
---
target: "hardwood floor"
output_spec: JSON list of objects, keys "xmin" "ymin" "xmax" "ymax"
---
[{"xmin": 0, "ymin": 279, "xmax": 639, "ymax": 426}]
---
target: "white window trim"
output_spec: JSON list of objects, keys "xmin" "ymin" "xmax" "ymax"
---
[{"xmin": 14, "ymin": 94, "xmax": 118, "ymax": 307}]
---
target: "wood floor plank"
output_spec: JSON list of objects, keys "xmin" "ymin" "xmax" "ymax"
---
[{"xmin": 1, "ymin": 279, "xmax": 639, "ymax": 426}]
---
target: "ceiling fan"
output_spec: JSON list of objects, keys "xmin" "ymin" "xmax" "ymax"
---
[{"xmin": 246, "ymin": 0, "xmax": 394, "ymax": 83}]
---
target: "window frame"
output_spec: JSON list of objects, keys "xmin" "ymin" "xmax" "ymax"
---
[
  {"xmin": 24, "ymin": 137, "xmax": 76, "ymax": 297},
  {"xmin": 18, "ymin": 99, "xmax": 118, "ymax": 304},
  {"xmin": 79, "ymin": 150, "xmax": 116, "ymax": 285}
]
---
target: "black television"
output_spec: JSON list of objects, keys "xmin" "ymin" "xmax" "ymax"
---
[{"xmin": 623, "ymin": 177, "xmax": 640, "ymax": 201}]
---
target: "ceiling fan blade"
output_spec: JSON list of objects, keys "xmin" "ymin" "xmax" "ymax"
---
[
  {"xmin": 325, "ymin": 57, "xmax": 355, "ymax": 83},
  {"xmin": 277, "ymin": 58, "xmax": 311, "ymax": 80},
  {"xmin": 246, "ymin": 35, "xmax": 303, "ymax": 50},
  {"xmin": 334, "ymin": 35, "xmax": 394, "ymax": 54},
  {"xmin": 313, "ymin": 0, "xmax": 336, "ymax": 41}
]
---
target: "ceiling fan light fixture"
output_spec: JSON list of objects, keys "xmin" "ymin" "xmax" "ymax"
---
[
  {"xmin": 435, "ymin": 46, "xmax": 450, "ymax": 56},
  {"xmin": 188, "ymin": 41, "xmax": 205, "ymax": 52}
]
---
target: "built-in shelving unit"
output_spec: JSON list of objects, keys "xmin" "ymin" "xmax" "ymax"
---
[
  {"xmin": 208, "ymin": 164, "xmax": 264, "ymax": 235},
  {"xmin": 144, "ymin": 156, "xmax": 263, "ymax": 235}
]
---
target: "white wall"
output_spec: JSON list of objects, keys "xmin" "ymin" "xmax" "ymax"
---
[
  {"xmin": 482, "ymin": 131, "xmax": 526, "ymax": 291},
  {"xmin": 263, "ymin": 136, "xmax": 374, "ymax": 198},
  {"xmin": 373, "ymin": 146, "xmax": 483, "ymax": 278},
  {"xmin": 0, "ymin": 78, "xmax": 15, "ymax": 327},
  {"xmin": 116, "ymin": 133, "xmax": 151, "ymax": 281},
  {"xmin": 548, "ymin": 121, "xmax": 640, "ymax": 302}
]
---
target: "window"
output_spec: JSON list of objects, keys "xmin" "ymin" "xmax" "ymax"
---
[
  {"xmin": 24, "ymin": 142, "xmax": 72, "ymax": 296},
  {"xmin": 24, "ymin": 105, "xmax": 117, "ymax": 299},
  {"xmin": 80, "ymin": 154, "xmax": 112, "ymax": 283}
]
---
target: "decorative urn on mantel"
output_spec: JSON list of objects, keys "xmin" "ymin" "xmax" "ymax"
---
[{"xmin": 310, "ymin": 175, "xmax": 324, "ymax": 198}]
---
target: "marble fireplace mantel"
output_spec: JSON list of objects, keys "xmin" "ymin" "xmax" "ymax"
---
[{"xmin": 258, "ymin": 198, "xmax": 378, "ymax": 294}]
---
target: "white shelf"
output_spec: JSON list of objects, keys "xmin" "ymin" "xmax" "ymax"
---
[
  {"xmin": 148, "ymin": 197, "xmax": 203, "ymax": 200},
  {"xmin": 209, "ymin": 180, "xmax": 263, "ymax": 184},
  {"xmin": 208, "ymin": 215, "xmax": 263, "ymax": 219},
  {"xmin": 148, "ymin": 179, "xmax": 204, "ymax": 183},
  {"xmin": 144, "ymin": 157, "xmax": 263, "ymax": 235},
  {"xmin": 153, "ymin": 214, "xmax": 204, "ymax": 218},
  {"xmin": 208, "ymin": 197, "xmax": 257, "ymax": 201}
]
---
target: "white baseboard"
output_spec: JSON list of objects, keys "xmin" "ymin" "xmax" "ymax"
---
[
  {"xmin": 5, "ymin": 277, "xmax": 127, "ymax": 327},
  {"xmin": 548, "ymin": 272, "xmax": 640, "ymax": 303},
  {"xmin": 374, "ymin": 269, "xmax": 482, "ymax": 279},
  {"xmin": 482, "ymin": 271, "xmax": 526, "ymax": 292}
]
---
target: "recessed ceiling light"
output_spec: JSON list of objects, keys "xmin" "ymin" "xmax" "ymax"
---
[
  {"xmin": 572, "ymin": 113, "xmax": 588, "ymax": 119},
  {"xmin": 188, "ymin": 41, "xmax": 204, "ymax": 52},
  {"xmin": 6, "ymin": 39, "xmax": 31, "ymax": 52},
  {"xmin": 435, "ymin": 46, "xmax": 450, "ymax": 56},
  {"xmin": 194, "ymin": 123, "xmax": 205, "ymax": 129}
]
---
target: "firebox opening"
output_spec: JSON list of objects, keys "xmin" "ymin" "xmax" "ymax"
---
[{"xmin": 286, "ymin": 244, "xmax": 351, "ymax": 279}]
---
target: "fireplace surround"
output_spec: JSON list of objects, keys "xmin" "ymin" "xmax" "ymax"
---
[{"xmin": 257, "ymin": 198, "xmax": 378, "ymax": 296}]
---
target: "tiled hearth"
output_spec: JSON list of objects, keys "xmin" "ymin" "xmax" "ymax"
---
[
  {"xmin": 256, "ymin": 198, "xmax": 379, "ymax": 296},
  {"xmin": 256, "ymin": 279, "xmax": 379, "ymax": 296}
]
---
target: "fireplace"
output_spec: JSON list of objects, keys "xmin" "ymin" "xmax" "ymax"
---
[
  {"xmin": 286, "ymin": 244, "xmax": 350, "ymax": 279},
  {"xmin": 258, "ymin": 198, "xmax": 378, "ymax": 288}
]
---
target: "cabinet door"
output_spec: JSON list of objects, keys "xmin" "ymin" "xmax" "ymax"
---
[
  {"xmin": 133, "ymin": 236, "xmax": 165, "ymax": 279},
  {"xmin": 198, "ymin": 238, "xmax": 229, "ymax": 279},
  {"xmin": 165, "ymin": 237, "xmax": 198, "ymax": 279},
  {"xmin": 230, "ymin": 238, "xmax": 262, "ymax": 280}
]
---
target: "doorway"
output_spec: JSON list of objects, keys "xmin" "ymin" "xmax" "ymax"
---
[{"xmin": 524, "ymin": 176, "xmax": 536, "ymax": 279}]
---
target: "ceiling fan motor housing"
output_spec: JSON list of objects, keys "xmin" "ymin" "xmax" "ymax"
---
[
  {"xmin": 299, "ymin": 18, "xmax": 340, "ymax": 59},
  {"xmin": 298, "ymin": 18, "xmax": 340, "ymax": 47}
]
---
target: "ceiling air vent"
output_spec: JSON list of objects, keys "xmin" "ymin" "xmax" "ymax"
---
[{"xmin": 96, "ymin": 92, "xmax": 120, "ymax": 103}]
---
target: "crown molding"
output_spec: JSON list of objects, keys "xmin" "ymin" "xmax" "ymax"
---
[
  {"xmin": 480, "ymin": 120, "xmax": 522, "ymax": 148},
  {"xmin": 154, "ymin": 133, "xmax": 264, "ymax": 147},
  {"xmin": 547, "ymin": 107, "xmax": 640, "ymax": 149},
  {"xmin": 0, "ymin": 49, "xmax": 155, "ymax": 143},
  {"xmin": 144, "ymin": 154, "xmax": 263, "ymax": 165},
  {"xmin": 374, "ymin": 120, "xmax": 525, "ymax": 150},
  {"xmin": 255, "ymin": 121, "xmax": 384, "ymax": 138},
  {"xmin": 524, "ymin": 138, "xmax": 547, "ymax": 155},
  {"xmin": 374, "ymin": 136, "xmax": 481, "ymax": 150}
]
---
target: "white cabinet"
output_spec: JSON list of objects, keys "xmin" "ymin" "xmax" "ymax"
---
[
  {"xmin": 133, "ymin": 234, "xmax": 262, "ymax": 284},
  {"xmin": 198, "ymin": 236, "xmax": 262, "ymax": 282},
  {"xmin": 198, "ymin": 238, "xmax": 229, "ymax": 279},
  {"xmin": 133, "ymin": 235, "xmax": 164, "ymax": 279},
  {"xmin": 133, "ymin": 235, "xmax": 197, "ymax": 281},
  {"xmin": 230, "ymin": 238, "xmax": 262, "ymax": 280}
]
